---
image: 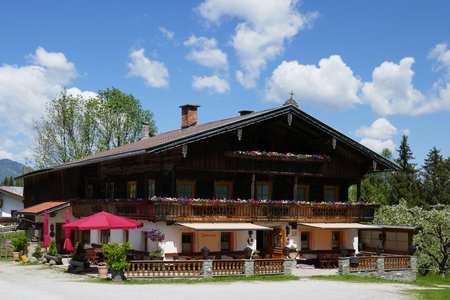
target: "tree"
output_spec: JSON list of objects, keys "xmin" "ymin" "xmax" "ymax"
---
[
  {"xmin": 388, "ymin": 135, "xmax": 422, "ymax": 206},
  {"xmin": 349, "ymin": 148, "xmax": 393, "ymax": 204},
  {"xmin": 374, "ymin": 201, "xmax": 450, "ymax": 276},
  {"xmin": 422, "ymin": 147, "xmax": 450, "ymax": 206},
  {"xmin": 32, "ymin": 87, "xmax": 156, "ymax": 168}
]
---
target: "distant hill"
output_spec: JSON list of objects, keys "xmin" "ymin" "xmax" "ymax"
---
[{"xmin": 0, "ymin": 159, "xmax": 28, "ymax": 181}]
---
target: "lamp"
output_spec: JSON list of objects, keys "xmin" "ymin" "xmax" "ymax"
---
[
  {"xmin": 182, "ymin": 144, "xmax": 188, "ymax": 158},
  {"xmin": 237, "ymin": 128, "xmax": 243, "ymax": 141}
]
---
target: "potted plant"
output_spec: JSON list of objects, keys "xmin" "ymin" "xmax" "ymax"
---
[
  {"xmin": 148, "ymin": 249, "xmax": 164, "ymax": 260},
  {"xmin": 44, "ymin": 240, "xmax": 62, "ymax": 265},
  {"xmin": 32, "ymin": 244, "xmax": 43, "ymax": 261},
  {"xmin": 289, "ymin": 246, "xmax": 298, "ymax": 259},
  {"xmin": 11, "ymin": 233, "xmax": 28, "ymax": 261},
  {"xmin": 97, "ymin": 262, "xmax": 108, "ymax": 278},
  {"xmin": 101, "ymin": 242, "xmax": 132, "ymax": 282},
  {"xmin": 68, "ymin": 243, "xmax": 90, "ymax": 273}
]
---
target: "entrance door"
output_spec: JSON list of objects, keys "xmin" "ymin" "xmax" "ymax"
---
[
  {"xmin": 55, "ymin": 223, "xmax": 64, "ymax": 253},
  {"xmin": 268, "ymin": 229, "xmax": 286, "ymax": 258}
]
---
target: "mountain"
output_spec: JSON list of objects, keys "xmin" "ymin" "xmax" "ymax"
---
[{"xmin": 0, "ymin": 159, "xmax": 27, "ymax": 181}]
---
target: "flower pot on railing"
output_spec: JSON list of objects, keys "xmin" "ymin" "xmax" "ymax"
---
[
  {"xmin": 12, "ymin": 251, "xmax": 20, "ymax": 261},
  {"xmin": 98, "ymin": 265, "xmax": 108, "ymax": 278}
]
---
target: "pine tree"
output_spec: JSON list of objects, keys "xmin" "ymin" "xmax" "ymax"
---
[
  {"xmin": 422, "ymin": 147, "xmax": 450, "ymax": 206},
  {"xmin": 388, "ymin": 135, "xmax": 423, "ymax": 206}
]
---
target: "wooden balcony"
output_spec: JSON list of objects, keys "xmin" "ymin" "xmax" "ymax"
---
[{"xmin": 71, "ymin": 199, "xmax": 376, "ymax": 223}]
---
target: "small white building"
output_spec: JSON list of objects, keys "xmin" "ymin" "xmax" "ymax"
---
[{"xmin": 0, "ymin": 186, "xmax": 24, "ymax": 217}]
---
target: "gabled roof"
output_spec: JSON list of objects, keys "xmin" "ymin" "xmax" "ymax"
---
[
  {"xmin": 22, "ymin": 104, "xmax": 399, "ymax": 177},
  {"xmin": 18, "ymin": 201, "xmax": 69, "ymax": 215},
  {"xmin": 0, "ymin": 186, "xmax": 24, "ymax": 198}
]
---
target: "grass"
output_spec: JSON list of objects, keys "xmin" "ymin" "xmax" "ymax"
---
[
  {"xmin": 86, "ymin": 274, "xmax": 300, "ymax": 285},
  {"xmin": 311, "ymin": 274, "xmax": 450, "ymax": 300}
]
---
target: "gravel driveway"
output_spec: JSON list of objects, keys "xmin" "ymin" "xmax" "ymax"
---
[{"xmin": 0, "ymin": 262, "xmax": 411, "ymax": 300}]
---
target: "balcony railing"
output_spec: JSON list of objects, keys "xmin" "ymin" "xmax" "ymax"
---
[{"xmin": 71, "ymin": 199, "xmax": 376, "ymax": 223}]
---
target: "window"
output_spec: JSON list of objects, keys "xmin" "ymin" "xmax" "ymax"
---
[
  {"xmin": 332, "ymin": 231, "xmax": 341, "ymax": 249},
  {"xmin": 214, "ymin": 181, "xmax": 232, "ymax": 199},
  {"xmin": 106, "ymin": 182, "xmax": 114, "ymax": 199},
  {"xmin": 324, "ymin": 186, "xmax": 339, "ymax": 202},
  {"xmin": 100, "ymin": 230, "xmax": 110, "ymax": 244},
  {"xmin": 127, "ymin": 181, "xmax": 137, "ymax": 199},
  {"xmin": 295, "ymin": 184, "xmax": 309, "ymax": 201},
  {"xmin": 221, "ymin": 232, "xmax": 233, "ymax": 251},
  {"xmin": 177, "ymin": 180, "xmax": 195, "ymax": 198},
  {"xmin": 256, "ymin": 181, "xmax": 272, "ymax": 200},
  {"xmin": 148, "ymin": 179, "xmax": 155, "ymax": 197},
  {"xmin": 301, "ymin": 232, "xmax": 310, "ymax": 250},
  {"xmin": 82, "ymin": 230, "xmax": 90, "ymax": 245},
  {"xmin": 181, "ymin": 233, "xmax": 194, "ymax": 253},
  {"xmin": 86, "ymin": 184, "xmax": 93, "ymax": 200}
]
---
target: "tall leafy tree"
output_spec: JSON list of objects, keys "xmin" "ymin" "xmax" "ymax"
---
[
  {"xmin": 388, "ymin": 135, "xmax": 422, "ymax": 206},
  {"xmin": 422, "ymin": 147, "xmax": 450, "ymax": 206},
  {"xmin": 32, "ymin": 87, "xmax": 156, "ymax": 168}
]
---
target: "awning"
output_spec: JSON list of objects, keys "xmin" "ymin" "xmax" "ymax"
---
[
  {"xmin": 177, "ymin": 222, "xmax": 273, "ymax": 231},
  {"xmin": 298, "ymin": 223, "xmax": 380, "ymax": 230}
]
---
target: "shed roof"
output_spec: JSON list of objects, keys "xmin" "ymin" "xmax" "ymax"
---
[{"xmin": 18, "ymin": 201, "xmax": 69, "ymax": 215}]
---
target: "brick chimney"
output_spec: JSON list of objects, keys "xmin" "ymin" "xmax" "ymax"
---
[
  {"xmin": 238, "ymin": 110, "xmax": 253, "ymax": 116},
  {"xmin": 141, "ymin": 122, "xmax": 150, "ymax": 139},
  {"xmin": 180, "ymin": 104, "xmax": 200, "ymax": 129}
]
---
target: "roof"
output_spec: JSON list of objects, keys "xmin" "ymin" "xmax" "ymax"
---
[
  {"xmin": 0, "ymin": 186, "xmax": 24, "ymax": 198},
  {"xmin": 18, "ymin": 201, "xmax": 69, "ymax": 215},
  {"xmin": 299, "ymin": 223, "xmax": 378, "ymax": 230},
  {"xmin": 21, "ymin": 104, "xmax": 400, "ymax": 178},
  {"xmin": 177, "ymin": 222, "xmax": 273, "ymax": 231}
]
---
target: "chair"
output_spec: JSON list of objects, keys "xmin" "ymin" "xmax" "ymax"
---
[
  {"xmin": 84, "ymin": 248, "xmax": 99, "ymax": 264},
  {"xmin": 319, "ymin": 254, "xmax": 333, "ymax": 268}
]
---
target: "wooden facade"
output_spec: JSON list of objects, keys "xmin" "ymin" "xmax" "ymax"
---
[{"xmin": 23, "ymin": 103, "xmax": 398, "ymax": 224}]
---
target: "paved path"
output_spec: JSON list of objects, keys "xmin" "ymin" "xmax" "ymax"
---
[{"xmin": 0, "ymin": 262, "xmax": 411, "ymax": 300}]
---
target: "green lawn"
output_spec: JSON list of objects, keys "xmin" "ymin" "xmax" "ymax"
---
[{"xmin": 311, "ymin": 274, "xmax": 450, "ymax": 300}]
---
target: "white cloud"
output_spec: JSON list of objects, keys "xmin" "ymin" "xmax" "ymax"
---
[
  {"xmin": 265, "ymin": 56, "xmax": 362, "ymax": 109},
  {"xmin": 184, "ymin": 35, "xmax": 228, "ymax": 70},
  {"xmin": 0, "ymin": 47, "xmax": 80, "ymax": 162},
  {"xmin": 359, "ymin": 138, "xmax": 396, "ymax": 154},
  {"xmin": 197, "ymin": 0, "xmax": 316, "ymax": 88},
  {"xmin": 429, "ymin": 43, "xmax": 450, "ymax": 76},
  {"xmin": 355, "ymin": 118, "xmax": 397, "ymax": 140},
  {"xmin": 127, "ymin": 48, "xmax": 169, "ymax": 88},
  {"xmin": 356, "ymin": 118, "xmax": 398, "ymax": 154},
  {"xmin": 67, "ymin": 87, "xmax": 97, "ymax": 100},
  {"xmin": 192, "ymin": 75, "xmax": 230, "ymax": 94},
  {"xmin": 159, "ymin": 26, "xmax": 174, "ymax": 40},
  {"xmin": 361, "ymin": 57, "xmax": 426, "ymax": 116}
]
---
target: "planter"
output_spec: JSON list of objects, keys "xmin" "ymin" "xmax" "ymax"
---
[
  {"xmin": 149, "ymin": 256, "xmax": 163, "ymax": 260},
  {"xmin": 111, "ymin": 269, "xmax": 125, "ymax": 282},
  {"xmin": 44, "ymin": 254, "xmax": 63, "ymax": 265},
  {"xmin": 289, "ymin": 252, "xmax": 298, "ymax": 259},
  {"xmin": 68, "ymin": 259, "xmax": 90, "ymax": 273},
  {"xmin": 12, "ymin": 252, "xmax": 20, "ymax": 261},
  {"xmin": 97, "ymin": 265, "xmax": 108, "ymax": 278}
]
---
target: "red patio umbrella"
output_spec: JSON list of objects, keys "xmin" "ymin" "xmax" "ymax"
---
[
  {"xmin": 63, "ymin": 210, "xmax": 74, "ymax": 251},
  {"xmin": 63, "ymin": 211, "xmax": 143, "ymax": 230},
  {"xmin": 43, "ymin": 210, "xmax": 51, "ymax": 248}
]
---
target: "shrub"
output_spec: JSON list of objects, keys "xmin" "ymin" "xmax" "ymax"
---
[
  {"xmin": 11, "ymin": 233, "xmax": 28, "ymax": 253},
  {"xmin": 47, "ymin": 240, "xmax": 58, "ymax": 256},
  {"xmin": 101, "ymin": 242, "xmax": 132, "ymax": 271},
  {"xmin": 32, "ymin": 245, "xmax": 43, "ymax": 260},
  {"xmin": 72, "ymin": 242, "xmax": 85, "ymax": 261}
]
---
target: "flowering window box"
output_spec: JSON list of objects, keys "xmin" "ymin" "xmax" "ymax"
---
[{"xmin": 226, "ymin": 151, "xmax": 330, "ymax": 162}]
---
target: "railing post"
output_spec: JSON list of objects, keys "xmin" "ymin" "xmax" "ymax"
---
[
  {"xmin": 376, "ymin": 257, "xmax": 385, "ymax": 275},
  {"xmin": 282, "ymin": 259, "xmax": 294, "ymax": 275},
  {"xmin": 202, "ymin": 260, "xmax": 212, "ymax": 278},
  {"xmin": 410, "ymin": 256, "xmax": 417, "ymax": 281},
  {"xmin": 244, "ymin": 259, "xmax": 254, "ymax": 276},
  {"xmin": 338, "ymin": 257, "xmax": 350, "ymax": 275}
]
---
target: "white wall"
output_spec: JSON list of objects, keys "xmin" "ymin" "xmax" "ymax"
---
[{"xmin": 1, "ymin": 194, "xmax": 23, "ymax": 217}]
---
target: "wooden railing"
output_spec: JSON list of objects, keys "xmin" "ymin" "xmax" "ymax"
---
[
  {"xmin": 72, "ymin": 200, "xmax": 376, "ymax": 223},
  {"xmin": 350, "ymin": 256, "xmax": 377, "ymax": 271},
  {"xmin": 254, "ymin": 259, "xmax": 283, "ymax": 274},
  {"xmin": 384, "ymin": 256, "xmax": 410, "ymax": 270},
  {"xmin": 125, "ymin": 260, "xmax": 203, "ymax": 278},
  {"xmin": 212, "ymin": 260, "xmax": 245, "ymax": 276}
]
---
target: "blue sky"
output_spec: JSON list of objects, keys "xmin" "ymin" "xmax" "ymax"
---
[{"xmin": 1, "ymin": 0, "xmax": 449, "ymax": 167}]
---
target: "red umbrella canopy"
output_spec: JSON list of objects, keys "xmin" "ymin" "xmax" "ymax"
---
[
  {"xmin": 63, "ymin": 210, "xmax": 74, "ymax": 251},
  {"xmin": 43, "ymin": 210, "xmax": 51, "ymax": 247},
  {"xmin": 63, "ymin": 211, "xmax": 143, "ymax": 230}
]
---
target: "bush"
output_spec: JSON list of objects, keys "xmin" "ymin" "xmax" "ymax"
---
[
  {"xmin": 47, "ymin": 240, "xmax": 58, "ymax": 256},
  {"xmin": 72, "ymin": 242, "xmax": 85, "ymax": 261},
  {"xmin": 101, "ymin": 242, "xmax": 132, "ymax": 271},
  {"xmin": 11, "ymin": 233, "xmax": 28, "ymax": 253},
  {"xmin": 32, "ymin": 245, "xmax": 43, "ymax": 260}
]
